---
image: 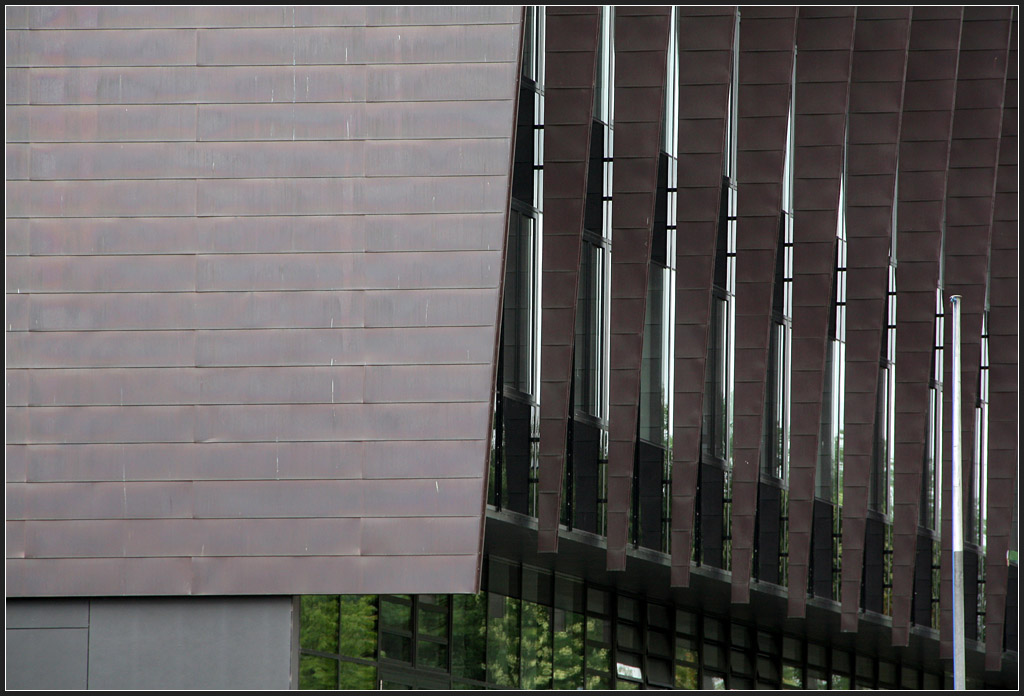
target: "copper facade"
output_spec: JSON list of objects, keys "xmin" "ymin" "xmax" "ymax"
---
[
  {"xmin": 6, "ymin": 6, "xmax": 523, "ymax": 596},
  {"xmin": 5, "ymin": 5, "xmax": 1020, "ymax": 687}
]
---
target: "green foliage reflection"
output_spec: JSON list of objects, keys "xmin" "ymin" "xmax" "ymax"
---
[
  {"xmin": 339, "ymin": 595, "xmax": 377, "ymax": 660},
  {"xmin": 300, "ymin": 596, "xmax": 340, "ymax": 654},
  {"xmin": 452, "ymin": 594, "xmax": 486, "ymax": 681},
  {"xmin": 299, "ymin": 654, "xmax": 337, "ymax": 690},
  {"xmin": 487, "ymin": 593, "xmax": 520, "ymax": 687}
]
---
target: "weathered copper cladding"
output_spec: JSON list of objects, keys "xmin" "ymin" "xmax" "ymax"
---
[
  {"xmin": 939, "ymin": 6, "xmax": 1014, "ymax": 660},
  {"xmin": 606, "ymin": 6, "xmax": 671, "ymax": 572},
  {"xmin": 6, "ymin": 6, "xmax": 522, "ymax": 597},
  {"xmin": 670, "ymin": 7, "xmax": 737, "ymax": 588},
  {"xmin": 890, "ymin": 6, "xmax": 964, "ymax": 648},
  {"xmin": 840, "ymin": 7, "xmax": 911, "ymax": 633},
  {"xmin": 787, "ymin": 6, "xmax": 856, "ymax": 617},
  {"xmin": 984, "ymin": 19, "xmax": 1017, "ymax": 669},
  {"xmin": 536, "ymin": 6, "xmax": 601, "ymax": 555},
  {"xmin": 730, "ymin": 6, "xmax": 798, "ymax": 604}
]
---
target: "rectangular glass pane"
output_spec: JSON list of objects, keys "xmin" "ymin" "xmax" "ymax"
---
[
  {"xmin": 380, "ymin": 633, "xmax": 411, "ymax": 663},
  {"xmin": 521, "ymin": 601, "xmax": 553, "ymax": 689},
  {"xmin": 487, "ymin": 594, "xmax": 521, "ymax": 687},
  {"xmin": 380, "ymin": 596, "xmax": 412, "ymax": 633},
  {"xmin": 338, "ymin": 660, "xmax": 376, "ymax": 690},
  {"xmin": 452, "ymin": 594, "xmax": 487, "ymax": 682},
  {"xmin": 676, "ymin": 664, "xmax": 699, "ymax": 690},
  {"xmin": 300, "ymin": 596, "xmax": 339, "ymax": 654},
  {"xmin": 553, "ymin": 609, "xmax": 584, "ymax": 690},
  {"xmin": 338, "ymin": 595, "xmax": 376, "ymax": 660},
  {"xmin": 417, "ymin": 640, "xmax": 448, "ymax": 671},
  {"xmin": 299, "ymin": 655, "xmax": 337, "ymax": 690}
]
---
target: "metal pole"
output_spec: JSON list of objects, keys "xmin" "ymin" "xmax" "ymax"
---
[{"xmin": 950, "ymin": 295, "xmax": 966, "ymax": 689}]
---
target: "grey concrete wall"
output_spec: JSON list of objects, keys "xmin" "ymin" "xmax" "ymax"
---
[{"xmin": 6, "ymin": 597, "xmax": 293, "ymax": 689}]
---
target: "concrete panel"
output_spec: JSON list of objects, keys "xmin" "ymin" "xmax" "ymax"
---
[
  {"xmin": 5, "ymin": 627, "xmax": 89, "ymax": 689},
  {"xmin": 87, "ymin": 597, "xmax": 292, "ymax": 690},
  {"xmin": 6, "ymin": 598, "xmax": 89, "ymax": 628}
]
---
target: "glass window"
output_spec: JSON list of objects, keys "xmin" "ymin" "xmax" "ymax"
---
[
  {"xmin": 575, "ymin": 240, "xmax": 606, "ymax": 418},
  {"xmin": 703, "ymin": 294, "xmax": 730, "ymax": 462},
  {"xmin": 641, "ymin": 264, "xmax": 670, "ymax": 446},
  {"xmin": 520, "ymin": 601, "xmax": 553, "ymax": 689},
  {"xmin": 487, "ymin": 593, "xmax": 521, "ymax": 687},
  {"xmin": 553, "ymin": 608, "xmax": 585, "ymax": 689},
  {"xmin": 451, "ymin": 594, "xmax": 486, "ymax": 682},
  {"xmin": 503, "ymin": 209, "xmax": 537, "ymax": 396},
  {"xmin": 300, "ymin": 655, "xmax": 338, "ymax": 690},
  {"xmin": 301, "ymin": 596, "xmax": 340, "ymax": 654}
]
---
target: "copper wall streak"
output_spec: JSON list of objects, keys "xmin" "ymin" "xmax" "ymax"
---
[
  {"xmin": 889, "ymin": 6, "xmax": 963, "ymax": 648},
  {"xmin": 6, "ymin": 7, "xmax": 522, "ymax": 597},
  {"xmin": 536, "ymin": 6, "xmax": 601, "ymax": 554},
  {"xmin": 606, "ymin": 6, "xmax": 670, "ymax": 572},
  {"xmin": 984, "ymin": 16, "xmax": 1017, "ymax": 669},
  {"xmin": 840, "ymin": 7, "xmax": 911, "ymax": 633},
  {"xmin": 731, "ymin": 6, "xmax": 797, "ymax": 603},
  {"xmin": 939, "ymin": 6, "xmax": 1013, "ymax": 659},
  {"xmin": 787, "ymin": 6, "xmax": 856, "ymax": 617},
  {"xmin": 670, "ymin": 6, "xmax": 737, "ymax": 588}
]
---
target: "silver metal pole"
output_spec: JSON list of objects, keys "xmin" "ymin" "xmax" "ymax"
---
[{"xmin": 950, "ymin": 295, "xmax": 966, "ymax": 689}]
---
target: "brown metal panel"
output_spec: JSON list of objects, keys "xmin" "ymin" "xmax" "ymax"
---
[
  {"xmin": 29, "ymin": 141, "xmax": 366, "ymax": 180},
  {"xmin": 841, "ymin": 8, "xmax": 910, "ymax": 635},
  {"xmin": 670, "ymin": 7, "xmax": 737, "ymax": 588},
  {"xmin": 939, "ymin": 6, "xmax": 1014, "ymax": 660},
  {"xmin": 189, "ymin": 554, "xmax": 480, "ymax": 596},
  {"xmin": 606, "ymin": 6, "xmax": 671, "ymax": 572},
  {"xmin": 361, "ymin": 517, "xmax": 483, "ymax": 556},
  {"xmin": 192, "ymin": 402, "xmax": 488, "ymax": 443},
  {"xmin": 7, "ymin": 180, "xmax": 197, "ymax": 218},
  {"xmin": 730, "ymin": 5, "xmax": 797, "ymax": 604},
  {"xmin": 8, "ymin": 255, "xmax": 196, "ymax": 293},
  {"xmin": 7, "ymin": 28, "xmax": 197, "ymax": 67},
  {"xmin": 365, "ymin": 138, "xmax": 511, "ymax": 177},
  {"xmin": 365, "ymin": 6, "xmax": 516, "ymax": 27},
  {"xmin": 7, "ymin": 8, "xmax": 521, "ymax": 598},
  {"xmin": 786, "ymin": 6, "xmax": 856, "ymax": 617},
  {"xmin": 7, "ymin": 331, "xmax": 196, "ymax": 369},
  {"xmin": 20, "ymin": 366, "xmax": 365, "ymax": 407},
  {"xmin": 890, "ymin": 7, "xmax": 964, "ymax": 647},
  {"xmin": 985, "ymin": 19, "xmax": 1017, "ymax": 668},
  {"xmin": 535, "ymin": 6, "xmax": 600, "ymax": 554},
  {"xmin": 8, "ymin": 104, "xmax": 198, "ymax": 143},
  {"xmin": 366, "ymin": 62, "xmax": 517, "ymax": 103}
]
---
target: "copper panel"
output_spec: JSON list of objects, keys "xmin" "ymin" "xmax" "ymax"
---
[
  {"xmin": 730, "ymin": 6, "xmax": 797, "ymax": 604},
  {"xmin": 843, "ymin": 0, "xmax": 909, "ymax": 630},
  {"xmin": 536, "ymin": 6, "xmax": 600, "ymax": 554},
  {"xmin": 7, "ymin": 28, "xmax": 196, "ymax": 67},
  {"xmin": 8, "ymin": 255, "xmax": 196, "ymax": 293},
  {"xmin": 365, "ymin": 6, "xmax": 516, "ymax": 27},
  {"xmin": 190, "ymin": 554, "xmax": 479, "ymax": 596},
  {"xmin": 606, "ymin": 7, "xmax": 671, "ymax": 572},
  {"xmin": 8, "ymin": 104, "xmax": 197, "ymax": 143},
  {"xmin": 29, "ymin": 141, "xmax": 366, "ymax": 180},
  {"xmin": 985, "ymin": 26, "xmax": 1017, "ymax": 667},
  {"xmin": 28, "ymin": 65, "xmax": 370, "ymax": 105},
  {"xmin": 7, "ymin": 8, "xmax": 521, "ymax": 598},
  {"xmin": 890, "ymin": 7, "xmax": 963, "ymax": 648},
  {"xmin": 787, "ymin": 6, "xmax": 855, "ymax": 618},
  {"xmin": 7, "ymin": 180, "xmax": 196, "ymax": 218},
  {"xmin": 366, "ymin": 62, "xmax": 517, "ymax": 103},
  {"xmin": 939, "ymin": 6, "xmax": 1013, "ymax": 659},
  {"xmin": 670, "ymin": 8, "xmax": 737, "ymax": 587},
  {"xmin": 361, "ymin": 516, "xmax": 482, "ymax": 556}
]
